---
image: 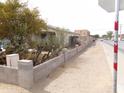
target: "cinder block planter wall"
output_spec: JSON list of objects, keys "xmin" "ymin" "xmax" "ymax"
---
[
  {"xmin": 0, "ymin": 38, "xmax": 93, "ymax": 89},
  {"xmin": 0, "ymin": 65, "xmax": 18, "ymax": 85},
  {"xmin": 33, "ymin": 54, "xmax": 64, "ymax": 83}
]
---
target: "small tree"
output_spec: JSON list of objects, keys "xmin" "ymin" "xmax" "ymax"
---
[
  {"xmin": 102, "ymin": 34, "xmax": 107, "ymax": 39},
  {"xmin": 92, "ymin": 34, "xmax": 100, "ymax": 38},
  {"xmin": 0, "ymin": 0, "xmax": 47, "ymax": 57},
  {"xmin": 107, "ymin": 31, "xmax": 113, "ymax": 40}
]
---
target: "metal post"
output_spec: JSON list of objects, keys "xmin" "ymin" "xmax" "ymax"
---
[{"xmin": 114, "ymin": 0, "xmax": 120, "ymax": 93}]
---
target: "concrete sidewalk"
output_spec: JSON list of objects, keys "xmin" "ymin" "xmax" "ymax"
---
[
  {"xmin": 0, "ymin": 83, "xmax": 31, "ymax": 93},
  {"xmin": 0, "ymin": 42, "xmax": 112, "ymax": 93},
  {"xmin": 30, "ymin": 42, "xmax": 112, "ymax": 93}
]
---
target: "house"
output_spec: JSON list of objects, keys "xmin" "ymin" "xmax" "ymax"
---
[
  {"xmin": 47, "ymin": 25, "xmax": 80, "ymax": 47},
  {"xmin": 74, "ymin": 29, "xmax": 91, "ymax": 45},
  {"xmin": 32, "ymin": 26, "xmax": 92, "ymax": 48},
  {"xmin": 75, "ymin": 29, "xmax": 90, "ymax": 36}
]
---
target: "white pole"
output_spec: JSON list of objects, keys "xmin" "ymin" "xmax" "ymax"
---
[{"xmin": 114, "ymin": 0, "xmax": 120, "ymax": 93}]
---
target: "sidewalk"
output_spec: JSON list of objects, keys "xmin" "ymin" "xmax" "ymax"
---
[
  {"xmin": 0, "ymin": 42, "xmax": 112, "ymax": 93},
  {"xmin": 31, "ymin": 41, "xmax": 112, "ymax": 93},
  {"xmin": 0, "ymin": 83, "xmax": 31, "ymax": 93}
]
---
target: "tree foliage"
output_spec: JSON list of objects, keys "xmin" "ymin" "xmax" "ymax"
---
[
  {"xmin": 106, "ymin": 31, "xmax": 113, "ymax": 39},
  {"xmin": 102, "ymin": 34, "xmax": 107, "ymax": 39},
  {"xmin": 92, "ymin": 34, "xmax": 100, "ymax": 38},
  {"xmin": 0, "ymin": 0, "xmax": 68, "ymax": 66},
  {"xmin": 0, "ymin": 0, "xmax": 47, "ymax": 54}
]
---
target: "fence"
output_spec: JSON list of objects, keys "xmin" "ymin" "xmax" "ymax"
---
[{"xmin": 0, "ymin": 38, "xmax": 93, "ymax": 89}]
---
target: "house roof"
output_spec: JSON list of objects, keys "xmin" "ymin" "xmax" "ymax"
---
[{"xmin": 47, "ymin": 25, "xmax": 80, "ymax": 35}]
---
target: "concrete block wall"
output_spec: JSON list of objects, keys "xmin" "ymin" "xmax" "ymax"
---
[
  {"xmin": 64, "ymin": 48, "xmax": 77, "ymax": 61},
  {"xmin": 77, "ymin": 45, "xmax": 84, "ymax": 53},
  {"xmin": 33, "ymin": 54, "xmax": 64, "ymax": 82},
  {"xmin": 0, "ymin": 38, "xmax": 93, "ymax": 89},
  {"xmin": 33, "ymin": 45, "xmax": 85, "ymax": 84},
  {"xmin": 0, "ymin": 65, "xmax": 18, "ymax": 85}
]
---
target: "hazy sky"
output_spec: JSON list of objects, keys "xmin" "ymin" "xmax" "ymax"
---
[{"xmin": 1, "ymin": 0, "xmax": 124, "ymax": 35}]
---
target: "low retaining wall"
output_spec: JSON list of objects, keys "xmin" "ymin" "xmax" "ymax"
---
[
  {"xmin": 77, "ymin": 45, "xmax": 84, "ymax": 53},
  {"xmin": 33, "ymin": 54, "xmax": 64, "ymax": 82},
  {"xmin": 64, "ymin": 48, "xmax": 77, "ymax": 61},
  {"xmin": 0, "ymin": 65, "xmax": 18, "ymax": 85},
  {"xmin": 0, "ymin": 40, "xmax": 93, "ymax": 89}
]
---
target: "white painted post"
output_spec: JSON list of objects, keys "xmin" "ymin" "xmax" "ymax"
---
[{"xmin": 6, "ymin": 54, "xmax": 19, "ymax": 68}]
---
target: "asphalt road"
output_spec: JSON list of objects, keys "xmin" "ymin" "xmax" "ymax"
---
[
  {"xmin": 102, "ymin": 41, "xmax": 124, "ymax": 93},
  {"xmin": 102, "ymin": 40, "xmax": 124, "ymax": 52}
]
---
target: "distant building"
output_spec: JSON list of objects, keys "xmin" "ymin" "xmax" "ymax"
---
[
  {"xmin": 74, "ymin": 29, "xmax": 92, "ymax": 45},
  {"xmin": 74, "ymin": 29, "xmax": 90, "ymax": 36}
]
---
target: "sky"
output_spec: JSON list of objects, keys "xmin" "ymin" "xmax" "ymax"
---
[{"xmin": 1, "ymin": 0, "xmax": 124, "ymax": 35}]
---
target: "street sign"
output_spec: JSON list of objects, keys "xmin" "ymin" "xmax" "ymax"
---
[{"xmin": 98, "ymin": 0, "xmax": 124, "ymax": 12}]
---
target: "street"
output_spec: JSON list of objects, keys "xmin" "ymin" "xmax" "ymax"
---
[
  {"xmin": 102, "ymin": 40, "xmax": 124, "ymax": 52},
  {"xmin": 102, "ymin": 40, "xmax": 124, "ymax": 93}
]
